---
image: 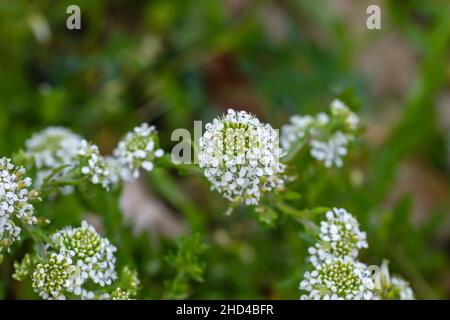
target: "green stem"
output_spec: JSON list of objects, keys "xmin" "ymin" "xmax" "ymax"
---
[{"xmin": 274, "ymin": 200, "xmax": 329, "ymax": 234}]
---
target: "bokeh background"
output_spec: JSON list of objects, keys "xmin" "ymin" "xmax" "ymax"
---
[{"xmin": 0, "ymin": 0, "xmax": 449, "ymax": 299}]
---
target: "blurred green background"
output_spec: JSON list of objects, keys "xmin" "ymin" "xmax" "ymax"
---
[{"xmin": 0, "ymin": 0, "xmax": 449, "ymax": 299}]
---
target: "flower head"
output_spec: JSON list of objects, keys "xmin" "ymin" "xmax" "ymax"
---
[
  {"xmin": 389, "ymin": 276, "xmax": 415, "ymax": 300},
  {"xmin": 51, "ymin": 220, "xmax": 117, "ymax": 287},
  {"xmin": 281, "ymin": 99, "xmax": 359, "ymax": 168},
  {"xmin": 25, "ymin": 127, "xmax": 83, "ymax": 191},
  {"xmin": 0, "ymin": 157, "xmax": 39, "ymax": 251},
  {"xmin": 77, "ymin": 140, "xmax": 110, "ymax": 189},
  {"xmin": 198, "ymin": 109, "xmax": 285, "ymax": 206},
  {"xmin": 113, "ymin": 123, "xmax": 164, "ymax": 180},
  {"xmin": 280, "ymin": 115, "xmax": 314, "ymax": 151},
  {"xmin": 299, "ymin": 207, "xmax": 414, "ymax": 300},
  {"xmin": 374, "ymin": 260, "xmax": 415, "ymax": 300},
  {"xmin": 28, "ymin": 221, "xmax": 118, "ymax": 299},
  {"xmin": 310, "ymin": 131, "xmax": 349, "ymax": 168},
  {"xmin": 308, "ymin": 207, "xmax": 367, "ymax": 266},
  {"xmin": 32, "ymin": 253, "xmax": 80, "ymax": 300},
  {"xmin": 330, "ymin": 99, "xmax": 360, "ymax": 130},
  {"xmin": 300, "ymin": 256, "xmax": 374, "ymax": 300}
]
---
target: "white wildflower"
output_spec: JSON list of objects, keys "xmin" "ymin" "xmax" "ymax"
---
[
  {"xmin": 51, "ymin": 221, "xmax": 117, "ymax": 289},
  {"xmin": 299, "ymin": 256, "xmax": 374, "ymax": 300},
  {"xmin": 32, "ymin": 253, "xmax": 80, "ymax": 300},
  {"xmin": 77, "ymin": 140, "xmax": 110, "ymax": 189},
  {"xmin": 280, "ymin": 115, "xmax": 314, "ymax": 151},
  {"xmin": 32, "ymin": 221, "xmax": 118, "ymax": 300},
  {"xmin": 316, "ymin": 112, "xmax": 329, "ymax": 125},
  {"xmin": 113, "ymin": 123, "xmax": 163, "ymax": 180},
  {"xmin": 308, "ymin": 208, "xmax": 367, "ymax": 266},
  {"xmin": 300, "ymin": 207, "xmax": 414, "ymax": 300},
  {"xmin": 280, "ymin": 99, "xmax": 360, "ymax": 167},
  {"xmin": 390, "ymin": 276, "xmax": 415, "ymax": 300},
  {"xmin": 0, "ymin": 157, "xmax": 39, "ymax": 251},
  {"xmin": 374, "ymin": 260, "xmax": 415, "ymax": 300},
  {"xmin": 25, "ymin": 127, "xmax": 83, "ymax": 193},
  {"xmin": 310, "ymin": 131, "xmax": 350, "ymax": 168},
  {"xmin": 330, "ymin": 99, "xmax": 360, "ymax": 130},
  {"xmin": 198, "ymin": 109, "xmax": 285, "ymax": 206}
]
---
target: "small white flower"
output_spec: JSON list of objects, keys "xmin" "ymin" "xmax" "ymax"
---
[
  {"xmin": 310, "ymin": 131, "xmax": 350, "ymax": 168},
  {"xmin": 31, "ymin": 221, "xmax": 119, "ymax": 299},
  {"xmin": 32, "ymin": 252, "xmax": 79, "ymax": 300},
  {"xmin": 281, "ymin": 99, "xmax": 360, "ymax": 168},
  {"xmin": 25, "ymin": 127, "xmax": 83, "ymax": 194},
  {"xmin": 198, "ymin": 109, "xmax": 285, "ymax": 206},
  {"xmin": 330, "ymin": 99, "xmax": 360, "ymax": 130},
  {"xmin": 113, "ymin": 123, "xmax": 163, "ymax": 180},
  {"xmin": 308, "ymin": 208, "xmax": 368, "ymax": 266},
  {"xmin": 77, "ymin": 140, "xmax": 110, "ymax": 189},
  {"xmin": 390, "ymin": 276, "xmax": 415, "ymax": 300},
  {"xmin": 374, "ymin": 260, "xmax": 415, "ymax": 300},
  {"xmin": 330, "ymin": 99, "xmax": 347, "ymax": 114},
  {"xmin": 316, "ymin": 112, "xmax": 329, "ymax": 125},
  {"xmin": 280, "ymin": 115, "xmax": 314, "ymax": 151},
  {"xmin": 0, "ymin": 157, "xmax": 39, "ymax": 251},
  {"xmin": 300, "ymin": 256, "xmax": 374, "ymax": 300}
]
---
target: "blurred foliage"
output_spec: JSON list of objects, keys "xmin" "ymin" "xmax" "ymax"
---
[
  {"xmin": 0, "ymin": 0, "xmax": 449, "ymax": 299},
  {"xmin": 163, "ymin": 234, "xmax": 209, "ymax": 299}
]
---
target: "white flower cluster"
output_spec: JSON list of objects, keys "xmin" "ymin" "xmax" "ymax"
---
[
  {"xmin": 113, "ymin": 123, "xmax": 164, "ymax": 180},
  {"xmin": 300, "ymin": 256, "xmax": 374, "ymax": 300},
  {"xmin": 111, "ymin": 288, "xmax": 133, "ymax": 300},
  {"xmin": 198, "ymin": 109, "xmax": 285, "ymax": 206},
  {"xmin": 308, "ymin": 208, "xmax": 368, "ymax": 266},
  {"xmin": 78, "ymin": 140, "xmax": 110, "ymax": 189},
  {"xmin": 390, "ymin": 276, "xmax": 415, "ymax": 300},
  {"xmin": 280, "ymin": 115, "xmax": 314, "ymax": 150},
  {"xmin": 374, "ymin": 260, "xmax": 415, "ymax": 300},
  {"xmin": 299, "ymin": 207, "xmax": 374, "ymax": 300},
  {"xmin": 329, "ymin": 99, "xmax": 359, "ymax": 130},
  {"xmin": 52, "ymin": 221, "xmax": 117, "ymax": 286},
  {"xmin": 25, "ymin": 127, "xmax": 83, "ymax": 193},
  {"xmin": 0, "ymin": 157, "xmax": 39, "ymax": 251},
  {"xmin": 31, "ymin": 221, "xmax": 117, "ymax": 299},
  {"xmin": 23, "ymin": 124, "xmax": 165, "ymax": 191},
  {"xmin": 32, "ymin": 253, "xmax": 79, "ymax": 300},
  {"xmin": 281, "ymin": 99, "xmax": 360, "ymax": 168},
  {"xmin": 310, "ymin": 131, "xmax": 349, "ymax": 168}
]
